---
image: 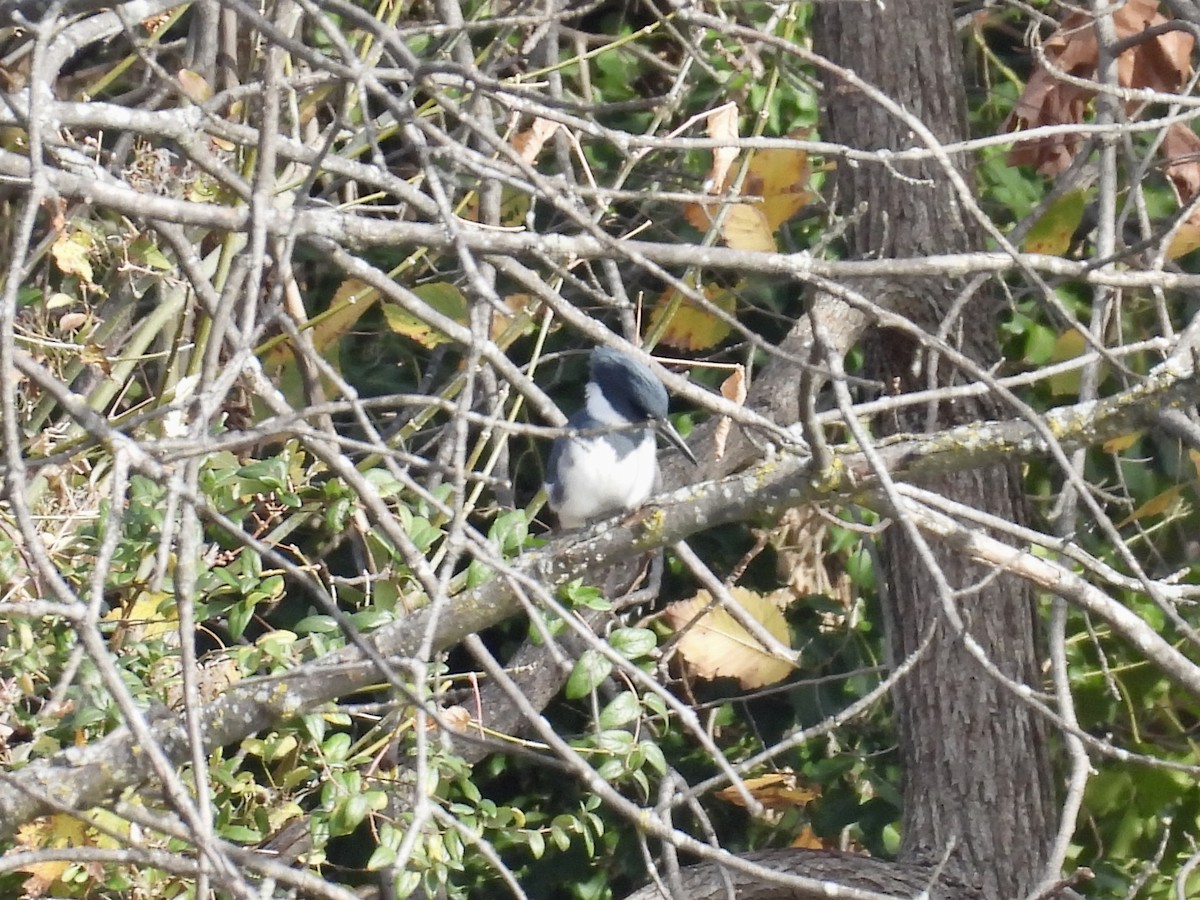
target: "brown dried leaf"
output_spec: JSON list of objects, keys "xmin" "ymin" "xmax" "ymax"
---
[
  {"xmin": 441, "ymin": 705, "xmax": 474, "ymax": 733},
  {"xmin": 1162, "ymin": 123, "xmax": 1200, "ymax": 212},
  {"xmin": 58, "ymin": 311, "xmax": 88, "ymax": 332},
  {"xmin": 715, "ymin": 771, "xmax": 819, "ymax": 812},
  {"xmin": 771, "ymin": 507, "xmax": 857, "ymax": 628},
  {"xmin": 80, "ymin": 342, "xmax": 112, "ymax": 376},
  {"xmin": 50, "ymin": 230, "xmax": 95, "ymax": 284},
  {"xmin": 705, "ymin": 103, "xmax": 741, "ymax": 193},
  {"xmin": 663, "ymin": 587, "xmax": 794, "ymax": 688},
  {"xmin": 713, "ymin": 365, "xmax": 747, "ymax": 459},
  {"xmin": 512, "ymin": 117, "xmax": 560, "ymax": 165},
  {"xmin": 1007, "ymin": 3, "xmax": 1194, "ymax": 173},
  {"xmin": 178, "ymin": 68, "xmax": 213, "ymax": 103}
]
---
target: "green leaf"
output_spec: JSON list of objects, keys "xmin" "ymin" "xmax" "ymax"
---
[
  {"xmin": 598, "ymin": 692, "xmax": 641, "ymax": 730},
  {"xmin": 330, "ymin": 793, "xmax": 370, "ymax": 836},
  {"xmin": 348, "ymin": 608, "xmax": 392, "ymax": 631},
  {"xmin": 227, "ymin": 597, "xmax": 255, "ymax": 640},
  {"xmin": 407, "ymin": 517, "xmax": 443, "ymax": 553},
  {"xmin": 364, "ymin": 467, "xmax": 405, "ymax": 498},
  {"xmin": 220, "ymin": 824, "xmax": 263, "ymax": 842},
  {"xmin": 565, "ymin": 649, "xmax": 613, "ymax": 699},
  {"xmin": 639, "ymin": 740, "xmax": 667, "ymax": 774},
  {"xmin": 550, "ymin": 822, "xmax": 572, "ymax": 851},
  {"xmin": 295, "ymin": 615, "xmax": 338, "ymax": 634},
  {"xmin": 129, "ymin": 237, "xmax": 173, "ymax": 270},
  {"xmin": 237, "ymin": 459, "xmax": 288, "ymax": 492},
  {"xmin": 489, "ymin": 509, "xmax": 529, "ymax": 553},
  {"xmin": 609, "ymin": 627, "xmax": 657, "ymax": 659},
  {"xmin": 525, "ymin": 829, "xmax": 546, "ymax": 859},
  {"xmin": 561, "ymin": 580, "xmax": 609, "ymax": 611},
  {"xmin": 595, "ymin": 730, "xmax": 635, "ymax": 755},
  {"xmin": 367, "ymin": 844, "xmax": 396, "ymax": 870},
  {"xmin": 322, "ymin": 732, "xmax": 352, "ymax": 761}
]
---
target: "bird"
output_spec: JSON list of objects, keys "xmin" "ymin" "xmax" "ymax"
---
[{"xmin": 545, "ymin": 346, "xmax": 697, "ymax": 530}]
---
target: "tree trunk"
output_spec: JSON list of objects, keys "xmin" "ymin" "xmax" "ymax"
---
[{"xmin": 812, "ymin": 1, "xmax": 1059, "ymax": 897}]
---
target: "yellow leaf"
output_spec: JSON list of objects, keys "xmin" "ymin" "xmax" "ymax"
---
[
  {"xmin": 462, "ymin": 186, "xmax": 531, "ymax": 227},
  {"xmin": 744, "ymin": 146, "xmax": 817, "ymax": 231},
  {"xmin": 490, "ymin": 293, "xmax": 539, "ymax": 343},
  {"xmin": 15, "ymin": 814, "xmax": 92, "ymax": 896},
  {"xmin": 791, "ymin": 825, "xmax": 827, "ymax": 849},
  {"xmin": 1102, "ymin": 432, "xmax": 1142, "ymax": 453},
  {"xmin": 1168, "ymin": 222, "xmax": 1200, "ymax": 259},
  {"xmin": 1118, "ymin": 486, "xmax": 1183, "ymax": 527},
  {"xmin": 647, "ymin": 283, "xmax": 737, "ymax": 351},
  {"xmin": 262, "ymin": 278, "xmax": 379, "ymax": 377},
  {"xmin": 662, "ymin": 587, "xmax": 795, "ymax": 688},
  {"xmin": 715, "ymin": 771, "xmax": 819, "ymax": 812},
  {"xmin": 1190, "ymin": 448, "xmax": 1200, "ymax": 481},
  {"xmin": 104, "ymin": 590, "xmax": 178, "ymax": 642},
  {"xmin": 314, "ymin": 278, "xmax": 379, "ymax": 353},
  {"xmin": 1046, "ymin": 330, "xmax": 1093, "ymax": 397},
  {"xmin": 20, "ymin": 858, "xmax": 70, "ymax": 896},
  {"xmin": 720, "ymin": 204, "xmax": 776, "ymax": 252},
  {"xmin": 686, "ymin": 140, "xmax": 815, "ymax": 250},
  {"xmin": 1022, "ymin": 189, "xmax": 1087, "ymax": 256},
  {"xmin": 382, "ymin": 282, "xmax": 469, "ymax": 349},
  {"xmin": 50, "ymin": 230, "xmax": 95, "ymax": 284}
]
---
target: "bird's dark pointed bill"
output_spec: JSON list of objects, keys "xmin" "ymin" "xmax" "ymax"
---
[{"xmin": 658, "ymin": 419, "xmax": 698, "ymax": 465}]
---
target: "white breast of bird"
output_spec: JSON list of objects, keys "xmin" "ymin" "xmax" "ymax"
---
[{"xmin": 551, "ymin": 429, "xmax": 658, "ymax": 529}]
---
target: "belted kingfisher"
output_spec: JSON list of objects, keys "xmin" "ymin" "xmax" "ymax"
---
[{"xmin": 546, "ymin": 346, "xmax": 697, "ymax": 530}]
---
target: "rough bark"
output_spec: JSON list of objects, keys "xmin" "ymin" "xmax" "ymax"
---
[
  {"xmin": 812, "ymin": 1, "xmax": 1059, "ymax": 898},
  {"xmin": 623, "ymin": 849, "xmax": 985, "ymax": 900}
]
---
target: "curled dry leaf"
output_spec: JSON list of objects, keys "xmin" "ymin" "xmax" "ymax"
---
[
  {"xmin": 1161, "ymin": 123, "xmax": 1200, "ymax": 231},
  {"xmin": 512, "ymin": 117, "xmax": 561, "ymax": 165},
  {"xmin": 1157, "ymin": 126, "xmax": 1200, "ymax": 257},
  {"xmin": 713, "ymin": 364, "xmax": 747, "ymax": 459},
  {"xmin": 441, "ymin": 705, "xmax": 474, "ymax": 733},
  {"xmin": 57, "ymin": 312, "xmax": 88, "ymax": 332},
  {"xmin": 704, "ymin": 102, "xmax": 741, "ymax": 194}
]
